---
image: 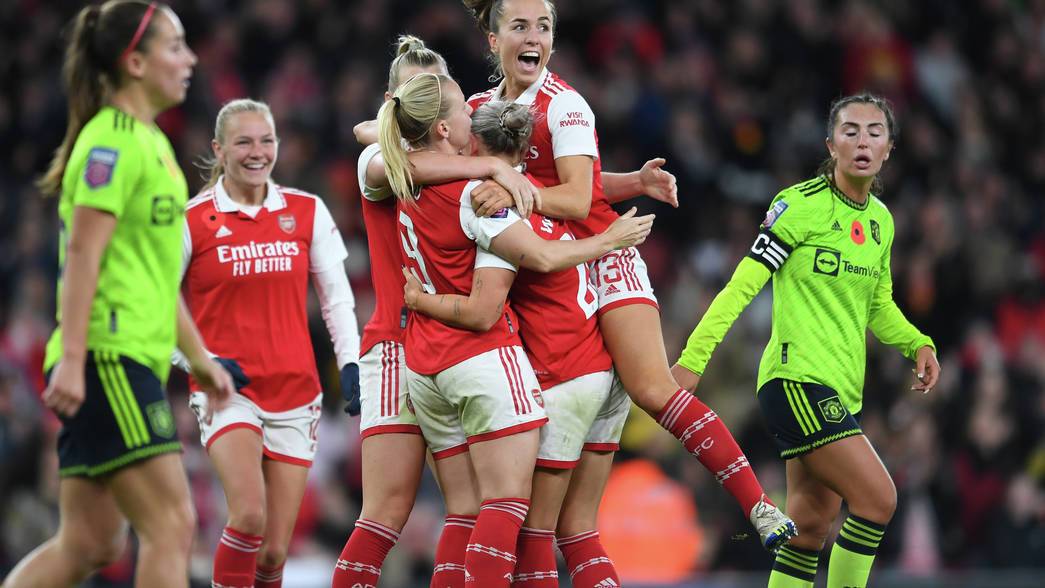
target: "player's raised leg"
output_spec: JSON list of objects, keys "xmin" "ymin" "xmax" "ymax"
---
[{"xmin": 600, "ymin": 303, "xmax": 794, "ymax": 550}]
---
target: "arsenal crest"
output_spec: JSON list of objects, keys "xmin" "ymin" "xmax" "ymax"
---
[{"xmin": 278, "ymin": 213, "xmax": 296, "ymax": 234}]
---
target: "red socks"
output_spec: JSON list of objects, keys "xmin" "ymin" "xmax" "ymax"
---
[
  {"xmin": 332, "ymin": 519, "xmax": 400, "ymax": 587},
  {"xmin": 557, "ymin": 530, "xmax": 620, "ymax": 588},
  {"xmin": 464, "ymin": 498, "xmax": 529, "ymax": 587},
  {"xmin": 254, "ymin": 562, "xmax": 283, "ymax": 588},
  {"xmin": 213, "ymin": 527, "xmax": 262, "ymax": 588},
  {"xmin": 657, "ymin": 389, "xmax": 765, "ymax": 514},
  {"xmin": 431, "ymin": 514, "xmax": 476, "ymax": 588},
  {"xmin": 511, "ymin": 528, "xmax": 557, "ymax": 586}
]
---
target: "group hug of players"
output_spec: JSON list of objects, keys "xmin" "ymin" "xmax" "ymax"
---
[{"xmin": 5, "ymin": 1, "xmax": 942, "ymax": 588}]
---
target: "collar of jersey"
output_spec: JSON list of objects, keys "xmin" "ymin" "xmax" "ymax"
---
[
  {"xmin": 826, "ymin": 177, "xmax": 870, "ymax": 211},
  {"xmin": 494, "ymin": 68, "xmax": 550, "ymax": 106},
  {"xmin": 213, "ymin": 175, "xmax": 287, "ymax": 215}
]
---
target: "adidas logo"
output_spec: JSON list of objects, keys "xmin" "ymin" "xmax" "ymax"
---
[
  {"xmin": 594, "ymin": 579, "xmax": 619, "ymax": 587},
  {"xmin": 831, "ymin": 220, "xmax": 842, "ymax": 231},
  {"xmin": 604, "ymin": 284, "xmax": 620, "ymax": 295},
  {"xmin": 215, "ymin": 225, "xmax": 233, "ymax": 238}
]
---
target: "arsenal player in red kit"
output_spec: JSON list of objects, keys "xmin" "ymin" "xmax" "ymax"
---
[{"xmin": 180, "ymin": 99, "xmax": 360, "ymax": 588}]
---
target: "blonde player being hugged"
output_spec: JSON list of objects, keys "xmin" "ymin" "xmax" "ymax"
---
[{"xmin": 179, "ymin": 99, "xmax": 360, "ymax": 588}]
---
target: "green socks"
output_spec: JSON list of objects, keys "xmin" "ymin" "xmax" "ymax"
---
[
  {"xmin": 769, "ymin": 545, "xmax": 820, "ymax": 587},
  {"xmin": 827, "ymin": 515, "xmax": 887, "ymax": 588}
]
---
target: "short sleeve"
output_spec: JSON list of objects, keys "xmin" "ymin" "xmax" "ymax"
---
[
  {"xmin": 474, "ymin": 245, "xmax": 517, "ymax": 272},
  {"xmin": 357, "ymin": 143, "xmax": 393, "ymax": 202},
  {"xmin": 309, "ymin": 197, "xmax": 349, "ymax": 272},
  {"xmin": 69, "ymin": 134, "xmax": 143, "ymax": 218},
  {"xmin": 458, "ymin": 180, "xmax": 524, "ymax": 250},
  {"xmin": 547, "ymin": 91, "xmax": 599, "ymax": 160}
]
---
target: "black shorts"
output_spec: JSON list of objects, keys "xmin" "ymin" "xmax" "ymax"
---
[
  {"xmin": 758, "ymin": 379, "xmax": 862, "ymax": 459},
  {"xmin": 54, "ymin": 351, "xmax": 181, "ymax": 478}
]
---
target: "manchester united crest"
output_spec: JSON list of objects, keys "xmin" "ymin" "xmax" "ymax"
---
[
  {"xmin": 818, "ymin": 396, "xmax": 847, "ymax": 424},
  {"xmin": 278, "ymin": 213, "xmax": 296, "ymax": 234},
  {"xmin": 870, "ymin": 219, "xmax": 881, "ymax": 245}
]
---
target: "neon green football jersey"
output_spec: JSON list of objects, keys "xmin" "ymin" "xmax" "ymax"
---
[
  {"xmin": 678, "ymin": 176, "xmax": 934, "ymax": 414},
  {"xmin": 45, "ymin": 107, "xmax": 188, "ymax": 383}
]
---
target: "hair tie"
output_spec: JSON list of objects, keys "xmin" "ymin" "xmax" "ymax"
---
[
  {"xmin": 498, "ymin": 107, "xmax": 514, "ymax": 136},
  {"xmin": 393, "ymin": 96, "xmax": 401, "ymax": 107},
  {"xmin": 119, "ymin": 3, "xmax": 156, "ymax": 64}
]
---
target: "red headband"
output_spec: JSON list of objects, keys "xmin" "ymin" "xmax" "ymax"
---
[{"xmin": 119, "ymin": 3, "xmax": 157, "ymax": 64}]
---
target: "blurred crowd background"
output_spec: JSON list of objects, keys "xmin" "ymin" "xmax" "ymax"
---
[{"xmin": 1, "ymin": 0, "xmax": 1043, "ymax": 586}]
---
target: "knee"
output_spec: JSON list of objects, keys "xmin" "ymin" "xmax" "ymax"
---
[
  {"xmin": 788, "ymin": 517, "xmax": 831, "ymax": 551},
  {"xmin": 848, "ymin": 476, "xmax": 897, "ymax": 524},
  {"xmin": 68, "ymin": 526, "xmax": 130, "ymax": 571},
  {"xmin": 227, "ymin": 500, "xmax": 267, "ymax": 536},
  {"xmin": 257, "ymin": 543, "xmax": 288, "ymax": 570},
  {"xmin": 361, "ymin": 491, "xmax": 416, "ymax": 531},
  {"xmin": 556, "ymin": 508, "xmax": 598, "ymax": 539}
]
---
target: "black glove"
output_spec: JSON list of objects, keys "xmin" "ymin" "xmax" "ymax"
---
[
  {"xmin": 214, "ymin": 357, "xmax": 250, "ymax": 392},
  {"xmin": 341, "ymin": 362, "xmax": 361, "ymax": 416}
]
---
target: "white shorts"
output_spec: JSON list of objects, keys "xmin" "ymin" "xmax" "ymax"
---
[
  {"xmin": 406, "ymin": 346, "xmax": 547, "ymax": 460},
  {"xmin": 584, "ymin": 373, "xmax": 632, "ymax": 451},
  {"xmin": 590, "ymin": 246, "xmax": 658, "ymax": 314},
  {"xmin": 536, "ymin": 370, "xmax": 614, "ymax": 469},
  {"xmin": 359, "ymin": 341, "xmax": 421, "ymax": 439},
  {"xmin": 189, "ymin": 391, "xmax": 322, "ymax": 466}
]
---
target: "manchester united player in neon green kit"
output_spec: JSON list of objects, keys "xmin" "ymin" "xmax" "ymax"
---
[
  {"xmin": 4, "ymin": 3, "xmax": 233, "ymax": 587},
  {"xmin": 672, "ymin": 94, "xmax": 940, "ymax": 588}
]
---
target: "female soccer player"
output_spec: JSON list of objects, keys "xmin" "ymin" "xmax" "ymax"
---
[
  {"xmin": 403, "ymin": 100, "xmax": 637, "ymax": 588},
  {"xmin": 379, "ymin": 72, "xmax": 650, "ymax": 587},
  {"xmin": 673, "ymin": 94, "xmax": 941, "ymax": 588},
  {"xmin": 333, "ymin": 35, "xmax": 545, "ymax": 588},
  {"xmin": 462, "ymin": 0, "xmax": 796, "ymax": 552},
  {"xmin": 3, "ymin": 3, "xmax": 234, "ymax": 587},
  {"xmin": 181, "ymin": 98, "xmax": 360, "ymax": 588}
]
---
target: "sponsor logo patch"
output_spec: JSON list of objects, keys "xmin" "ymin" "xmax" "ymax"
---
[
  {"xmin": 818, "ymin": 396, "xmax": 847, "ymax": 424},
  {"xmin": 84, "ymin": 147, "xmax": 118, "ymax": 189},
  {"xmin": 813, "ymin": 248, "xmax": 841, "ymax": 276},
  {"xmin": 151, "ymin": 195, "xmax": 176, "ymax": 225},
  {"xmin": 762, "ymin": 200, "xmax": 789, "ymax": 229}
]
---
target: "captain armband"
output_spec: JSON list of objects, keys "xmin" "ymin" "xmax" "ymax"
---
[{"xmin": 746, "ymin": 229, "xmax": 793, "ymax": 272}]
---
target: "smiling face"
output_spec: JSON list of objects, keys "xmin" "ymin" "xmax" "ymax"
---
[
  {"xmin": 489, "ymin": 0, "xmax": 554, "ymax": 97},
  {"xmin": 214, "ymin": 111, "xmax": 278, "ymax": 195},
  {"xmin": 827, "ymin": 102, "xmax": 894, "ymax": 180},
  {"xmin": 131, "ymin": 8, "xmax": 197, "ymax": 110}
]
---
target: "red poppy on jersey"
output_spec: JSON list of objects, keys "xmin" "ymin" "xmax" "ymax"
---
[
  {"xmin": 183, "ymin": 180, "xmax": 348, "ymax": 412},
  {"xmin": 469, "ymin": 68, "xmax": 614, "ymax": 240},
  {"xmin": 851, "ymin": 219, "xmax": 866, "ymax": 245}
]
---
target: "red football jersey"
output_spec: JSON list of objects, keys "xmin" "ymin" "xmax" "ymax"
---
[
  {"xmin": 468, "ymin": 68, "xmax": 617, "ymax": 239},
  {"xmin": 512, "ymin": 212, "xmax": 613, "ymax": 389},
  {"xmin": 183, "ymin": 180, "xmax": 348, "ymax": 412},
  {"xmin": 398, "ymin": 178, "xmax": 523, "ymax": 375},
  {"xmin": 357, "ymin": 144, "xmax": 405, "ymax": 356}
]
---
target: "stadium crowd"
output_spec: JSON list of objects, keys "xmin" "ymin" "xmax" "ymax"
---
[{"xmin": 0, "ymin": 0, "xmax": 1042, "ymax": 585}]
